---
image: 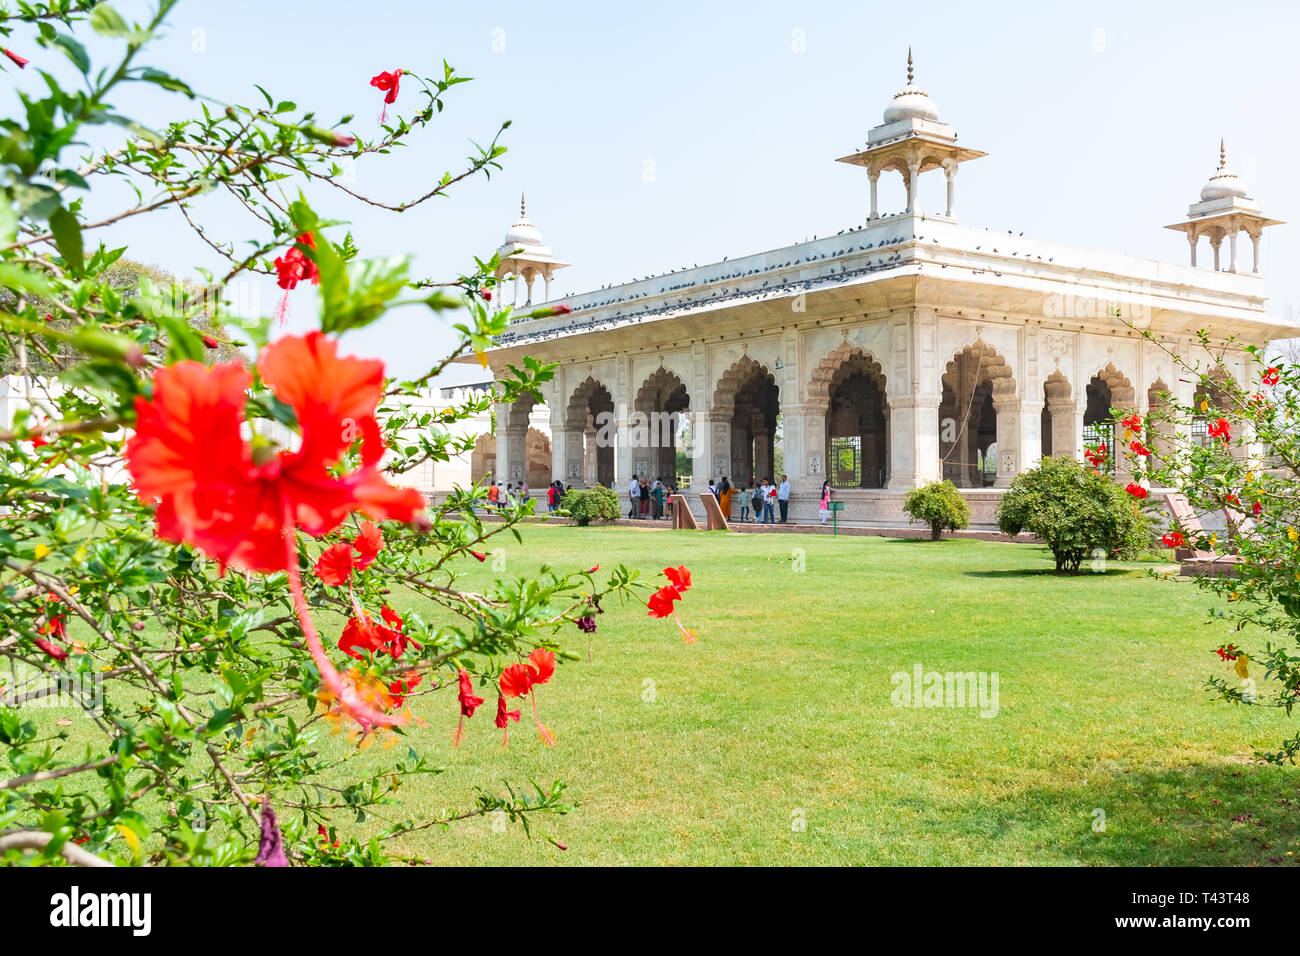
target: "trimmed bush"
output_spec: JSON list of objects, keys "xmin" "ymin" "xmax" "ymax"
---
[
  {"xmin": 562, "ymin": 487, "xmax": 620, "ymax": 526},
  {"xmin": 903, "ymin": 480, "xmax": 971, "ymax": 541},
  {"xmin": 997, "ymin": 455, "xmax": 1151, "ymax": 573}
]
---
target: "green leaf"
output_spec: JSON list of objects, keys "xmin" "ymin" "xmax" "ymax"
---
[
  {"xmin": 89, "ymin": 3, "xmax": 132, "ymax": 37},
  {"xmin": 51, "ymin": 33, "xmax": 91, "ymax": 74},
  {"xmin": 48, "ymin": 205, "xmax": 84, "ymax": 274},
  {"xmin": 136, "ymin": 68, "xmax": 195, "ymax": 98}
]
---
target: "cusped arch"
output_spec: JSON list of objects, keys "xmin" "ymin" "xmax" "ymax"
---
[
  {"xmin": 1091, "ymin": 362, "xmax": 1135, "ymax": 406},
  {"xmin": 635, "ymin": 365, "xmax": 690, "ymax": 413},
  {"xmin": 712, "ymin": 355, "xmax": 777, "ymax": 416},
  {"xmin": 1043, "ymin": 367, "xmax": 1072, "ymax": 405},
  {"xmin": 943, "ymin": 338, "xmax": 1017, "ymax": 399},
  {"xmin": 1147, "ymin": 377, "xmax": 1172, "ymax": 407},
  {"xmin": 808, "ymin": 342, "xmax": 888, "ymax": 412},
  {"xmin": 565, "ymin": 375, "xmax": 613, "ymax": 426}
]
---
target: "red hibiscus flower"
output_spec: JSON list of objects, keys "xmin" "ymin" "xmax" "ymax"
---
[
  {"xmin": 1162, "ymin": 531, "xmax": 1185, "ymax": 549},
  {"xmin": 1208, "ymin": 418, "xmax": 1231, "ymax": 442},
  {"xmin": 3, "ymin": 48, "xmax": 28, "ymax": 68},
  {"xmin": 647, "ymin": 567, "xmax": 696, "ymax": 643},
  {"xmin": 273, "ymin": 233, "xmax": 320, "ymax": 323},
  {"xmin": 388, "ymin": 672, "xmax": 422, "ymax": 707},
  {"xmin": 1121, "ymin": 414, "xmax": 1142, "ymax": 433},
  {"xmin": 380, "ymin": 605, "xmax": 420, "ymax": 658},
  {"xmin": 498, "ymin": 663, "xmax": 533, "ymax": 699},
  {"xmin": 1084, "ymin": 443, "xmax": 1108, "ymax": 468},
  {"xmin": 1124, "ymin": 482, "xmax": 1148, "ymax": 499},
  {"xmin": 663, "ymin": 565, "xmax": 692, "ymax": 593},
  {"xmin": 470, "ymin": 550, "xmax": 486, "ymax": 562},
  {"xmin": 126, "ymin": 332, "xmax": 425, "ymax": 733},
  {"xmin": 453, "ymin": 667, "xmax": 485, "ymax": 748},
  {"xmin": 1129, "ymin": 440, "xmax": 1151, "ymax": 457},
  {"xmin": 202, "ymin": 334, "xmax": 219, "ymax": 349},
  {"xmin": 647, "ymin": 585, "xmax": 681, "ymax": 619},
  {"xmin": 1215, "ymin": 644, "xmax": 1239, "ymax": 662},
  {"xmin": 315, "ymin": 541, "xmax": 356, "ymax": 586},
  {"xmin": 494, "ymin": 695, "xmax": 522, "ymax": 745},
  {"xmin": 1263, "ymin": 367, "xmax": 1280, "ymax": 386},
  {"xmin": 353, "ymin": 521, "xmax": 383, "ymax": 569},
  {"xmin": 369, "ymin": 69, "xmax": 403, "ymax": 123},
  {"xmin": 498, "ymin": 650, "xmax": 557, "ymax": 745},
  {"xmin": 1252, "ymin": 500, "xmax": 1263, "ymax": 517},
  {"xmin": 1225, "ymin": 493, "xmax": 1241, "ymax": 508}
]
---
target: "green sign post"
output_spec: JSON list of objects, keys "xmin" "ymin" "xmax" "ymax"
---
[{"xmin": 829, "ymin": 500, "xmax": 845, "ymax": 536}]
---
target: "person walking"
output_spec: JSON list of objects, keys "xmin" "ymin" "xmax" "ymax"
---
[
  {"xmin": 819, "ymin": 480, "xmax": 832, "ymax": 525},
  {"xmin": 639, "ymin": 476, "xmax": 651, "ymax": 518},
  {"xmin": 777, "ymin": 474, "xmax": 791, "ymax": 523},
  {"xmin": 652, "ymin": 477, "xmax": 665, "ymax": 520},
  {"xmin": 546, "ymin": 482, "xmax": 558, "ymax": 513},
  {"xmin": 520, "ymin": 479, "xmax": 530, "ymax": 508},
  {"xmin": 737, "ymin": 483, "xmax": 751, "ymax": 522},
  {"xmin": 627, "ymin": 476, "xmax": 640, "ymax": 519},
  {"xmin": 717, "ymin": 476, "xmax": 731, "ymax": 520},
  {"xmin": 750, "ymin": 484, "xmax": 763, "ymax": 524},
  {"xmin": 487, "ymin": 480, "xmax": 500, "ymax": 511}
]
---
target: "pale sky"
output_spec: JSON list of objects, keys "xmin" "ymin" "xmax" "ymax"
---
[{"xmin": 12, "ymin": 0, "xmax": 1300, "ymax": 383}]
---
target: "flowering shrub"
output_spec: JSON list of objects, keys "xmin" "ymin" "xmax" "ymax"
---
[
  {"xmin": 1118, "ymin": 331, "xmax": 1300, "ymax": 762},
  {"xmin": 997, "ymin": 456, "xmax": 1151, "ymax": 573},
  {"xmin": 902, "ymin": 479, "xmax": 970, "ymax": 541},
  {"xmin": 0, "ymin": 2, "xmax": 691, "ymax": 865}
]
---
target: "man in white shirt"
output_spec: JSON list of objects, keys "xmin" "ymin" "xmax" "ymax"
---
[
  {"xmin": 777, "ymin": 475, "xmax": 791, "ymax": 523},
  {"xmin": 759, "ymin": 480, "xmax": 774, "ymax": 524},
  {"xmin": 627, "ymin": 477, "xmax": 641, "ymax": 519}
]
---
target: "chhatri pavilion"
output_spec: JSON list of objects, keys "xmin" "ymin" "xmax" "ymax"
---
[{"xmin": 470, "ymin": 54, "xmax": 1291, "ymax": 527}]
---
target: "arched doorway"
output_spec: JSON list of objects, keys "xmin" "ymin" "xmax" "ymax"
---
[
  {"xmin": 713, "ymin": 356, "xmax": 779, "ymax": 485},
  {"xmin": 939, "ymin": 341, "xmax": 1015, "ymax": 488},
  {"xmin": 1041, "ymin": 369, "xmax": 1074, "ymax": 460},
  {"xmin": 633, "ymin": 367, "xmax": 689, "ymax": 482},
  {"xmin": 1084, "ymin": 363, "xmax": 1135, "ymax": 471},
  {"xmin": 471, "ymin": 432, "xmax": 494, "ymax": 483},
  {"xmin": 809, "ymin": 343, "xmax": 890, "ymax": 488},
  {"xmin": 565, "ymin": 377, "xmax": 615, "ymax": 487}
]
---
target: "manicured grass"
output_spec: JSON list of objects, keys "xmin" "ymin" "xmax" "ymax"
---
[{"xmin": 350, "ymin": 526, "xmax": 1300, "ymax": 866}]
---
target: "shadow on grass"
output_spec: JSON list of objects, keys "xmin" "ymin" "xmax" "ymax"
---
[
  {"xmin": 991, "ymin": 763, "xmax": 1300, "ymax": 866},
  {"xmin": 961, "ymin": 568, "xmax": 1140, "ymax": 579}
]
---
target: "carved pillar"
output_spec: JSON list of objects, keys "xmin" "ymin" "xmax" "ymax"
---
[{"xmin": 868, "ymin": 168, "xmax": 880, "ymax": 220}]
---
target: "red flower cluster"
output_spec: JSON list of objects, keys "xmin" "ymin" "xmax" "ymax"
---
[
  {"xmin": 125, "ymin": 332, "xmax": 426, "ymax": 733},
  {"xmin": 339, "ymin": 605, "xmax": 420, "ymax": 660},
  {"xmin": 1129, "ymin": 440, "xmax": 1151, "ymax": 458},
  {"xmin": 1215, "ymin": 644, "xmax": 1239, "ymax": 662},
  {"xmin": 646, "ymin": 565, "xmax": 695, "ymax": 643},
  {"xmin": 314, "ymin": 521, "xmax": 384, "ymax": 585},
  {"xmin": 498, "ymin": 648, "xmax": 557, "ymax": 745},
  {"xmin": 34, "ymin": 593, "xmax": 68, "ymax": 661},
  {"xmin": 1207, "ymin": 418, "xmax": 1231, "ymax": 442},
  {"xmin": 1162, "ymin": 531, "xmax": 1185, "ymax": 549},
  {"xmin": 1125, "ymin": 482, "xmax": 1148, "ymax": 499},
  {"xmin": 273, "ymin": 233, "xmax": 320, "ymax": 323},
  {"xmin": 1121, "ymin": 414, "xmax": 1142, "ymax": 433},
  {"xmin": 388, "ymin": 672, "xmax": 423, "ymax": 707},
  {"xmin": 1084, "ymin": 442, "xmax": 1108, "ymax": 469},
  {"xmin": 1262, "ymin": 367, "xmax": 1281, "ymax": 386}
]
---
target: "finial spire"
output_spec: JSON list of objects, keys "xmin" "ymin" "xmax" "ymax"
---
[
  {"xmin": 1219, "ymin": 138, "xmax": 1226, "ymax": 169},
  {"xmin": 907, "ymin": 47, "xmax": 914, "ymax": 83},
  {"xmin": 520, "ymin": 192, "xmax": 526, "ymax": 218}
]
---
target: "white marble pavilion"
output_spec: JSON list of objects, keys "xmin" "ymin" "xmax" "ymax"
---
[{"xmin": 473, "ymin": 54, "xmax": 1291, "ymax": 527}]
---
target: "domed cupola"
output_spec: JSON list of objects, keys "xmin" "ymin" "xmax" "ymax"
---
[
  {"xmin": 1166, "ymin": 139, "xmax": 1283, "ymax": 274},
  {"xmin": 882, "ymin": 49, "xmax": 940, "ymax": 124},
  {"xmin": 494, "ymin": 194, "xmax": 570, "ymax": 306},
  {"xmin": 1200, "ymin": 140, "xmax": 1249, "ymax": 202}
]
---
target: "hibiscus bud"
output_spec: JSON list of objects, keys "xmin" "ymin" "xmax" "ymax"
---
[
  {"xmin": 470, "ymin": 550, "xmax": 486, "ymax": 563},
  {"xmin": 70, "ymin": 327, "xmax": 147, "ymax": 368},
  {"xmin": 3, "ymin": 48, "xmax": 29, "ymax": 69},
  {"xmin": 202, "ymin": 334, "xmax": 219, "ymax": 349},
  {"xmin": 301, "ymin": 124, "xmax": 357, "ymax": 148},
  {"xmin": 523, "ymin": 303, "xmax": 573, "ymax": 320},
  {"xmin": 133, "ymin": 622, "xmax": 146, "ymax": 631},
  {"xmin": 480, "ymin": 289, "xmax": 492, "ymax": 302}
]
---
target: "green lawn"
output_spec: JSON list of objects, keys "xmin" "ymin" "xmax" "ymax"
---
[{"xmin": 347, "ymin": 526, "xmax": 1300, "ymax": 866}]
